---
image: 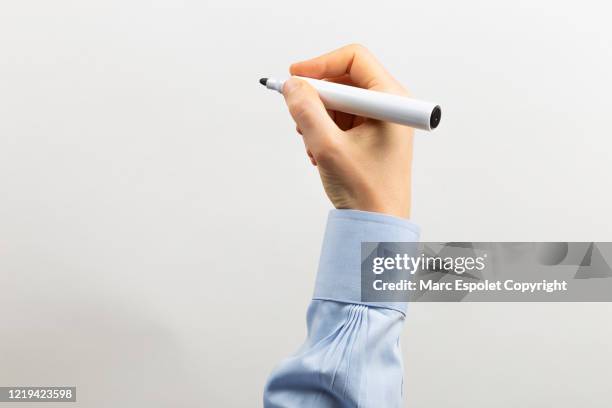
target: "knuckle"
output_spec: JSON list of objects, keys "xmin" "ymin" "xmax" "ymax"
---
[
  {"xmin": 314, "ymin": 138, "xmax": 340, "ymax": 164},
  {"xmin": 347, "ymin": 43, "xmax": 369, "ymax": 54}
]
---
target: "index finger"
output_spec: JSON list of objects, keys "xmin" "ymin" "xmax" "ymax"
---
[{"xmin": 289, "ymin": 44, "xmax": 400, "ymax": 92}]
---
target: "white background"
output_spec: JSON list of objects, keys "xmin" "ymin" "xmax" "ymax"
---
[{"xmin": 1, "ymin": 1, "xmax": 611, "ymax": 406}]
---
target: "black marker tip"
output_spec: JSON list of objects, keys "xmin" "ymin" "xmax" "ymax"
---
[{"xmin": 259, "ymin": 78, "xmax": 268, "ymax": 86}]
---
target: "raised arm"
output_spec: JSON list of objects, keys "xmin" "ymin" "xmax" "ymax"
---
[{"xmin": 263, "ymin": 44, "xmax": 418, "ymax": 408}]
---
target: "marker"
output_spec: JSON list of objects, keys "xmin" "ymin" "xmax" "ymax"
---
[{"xmin": 259, "ymin": 76, "xmax": 441, "ymax": 131}]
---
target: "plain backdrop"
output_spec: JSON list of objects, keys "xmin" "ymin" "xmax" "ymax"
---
[{"xmin": 1, "ymin": 1, "xmax": 611, "ymax": 407}]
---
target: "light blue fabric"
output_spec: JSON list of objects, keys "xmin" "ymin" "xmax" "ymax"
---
[{"xmin": 264, "ymin": 209, "xmax": 420, "ymax": 407}]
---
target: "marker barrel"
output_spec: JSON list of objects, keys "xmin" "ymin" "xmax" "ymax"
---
[{"xmin": 266, "ymin": 76, "xmax": 441, "ymax": 131}]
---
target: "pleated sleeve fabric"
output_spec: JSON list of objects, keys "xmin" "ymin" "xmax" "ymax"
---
[{"xmin": 264, "ymin": 210, "xmax": 420, "ymax": 408}]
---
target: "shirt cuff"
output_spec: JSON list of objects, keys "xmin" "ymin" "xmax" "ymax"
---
[{"xmin": 313, "ymin": 209, "xmax": 420, "ymax": 315}]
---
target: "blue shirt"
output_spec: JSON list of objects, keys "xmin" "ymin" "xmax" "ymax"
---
[{"xmin": 264, "ymin": 209, "xmax": 420, "ymax": 407}]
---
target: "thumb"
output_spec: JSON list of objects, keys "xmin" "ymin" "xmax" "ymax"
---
[{"xmin": 283, "ymin": 78, "xmax": 339, "ymax": 156}]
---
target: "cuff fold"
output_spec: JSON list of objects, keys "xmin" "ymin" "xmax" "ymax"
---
[{"xmin": 313, "ymin": 209, "xmax": 420, "ymax": 315}]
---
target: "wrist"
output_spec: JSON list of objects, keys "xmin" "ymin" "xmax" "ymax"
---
[
  {"xmin": 353, "ymin": 195, "xmax": 411, "ymax": 220},
  {"xmin": 339, "ymin": 201, "xmax": 411, "ymax": 220}
]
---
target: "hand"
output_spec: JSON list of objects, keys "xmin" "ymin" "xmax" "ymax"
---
[{"xmin": 283, "ymin": 44, "xmax": 414, "ymax": 219}]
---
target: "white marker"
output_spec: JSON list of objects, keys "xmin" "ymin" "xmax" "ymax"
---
[{"xmin": 259, "ymin": 76, "xmax": 441, "ymax": 131}]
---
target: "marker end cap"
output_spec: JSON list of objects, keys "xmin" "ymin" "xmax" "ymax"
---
[{"xmin": 430, "ymin": 106, "xmax": 442, "ymax": 129}]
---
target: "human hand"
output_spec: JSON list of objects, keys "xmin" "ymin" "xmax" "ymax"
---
[{"xmin": 283, "ymin": 44, "xmax": 414, "ymax": 219}]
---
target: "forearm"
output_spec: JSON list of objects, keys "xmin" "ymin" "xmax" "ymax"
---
[{"xmin": 263, "ymin": 210, "xmax": 419, "ymax": 407}]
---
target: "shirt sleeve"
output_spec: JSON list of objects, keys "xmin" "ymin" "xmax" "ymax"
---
[{"xmin": 263, "ymin": 209, "xmax": 420, "ymax": 408}]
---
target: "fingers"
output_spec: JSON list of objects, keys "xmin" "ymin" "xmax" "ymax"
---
[
  {"xmin": 323, "ymin": 74, "xmax": 353, "ymax": 86},
  {"xmin": 283, "ymin": 78, "xmax": 339, "ymax": 157},
  {"xmin": 290, "ymin": 44, "xmax": 398, "ymax": 91}
]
